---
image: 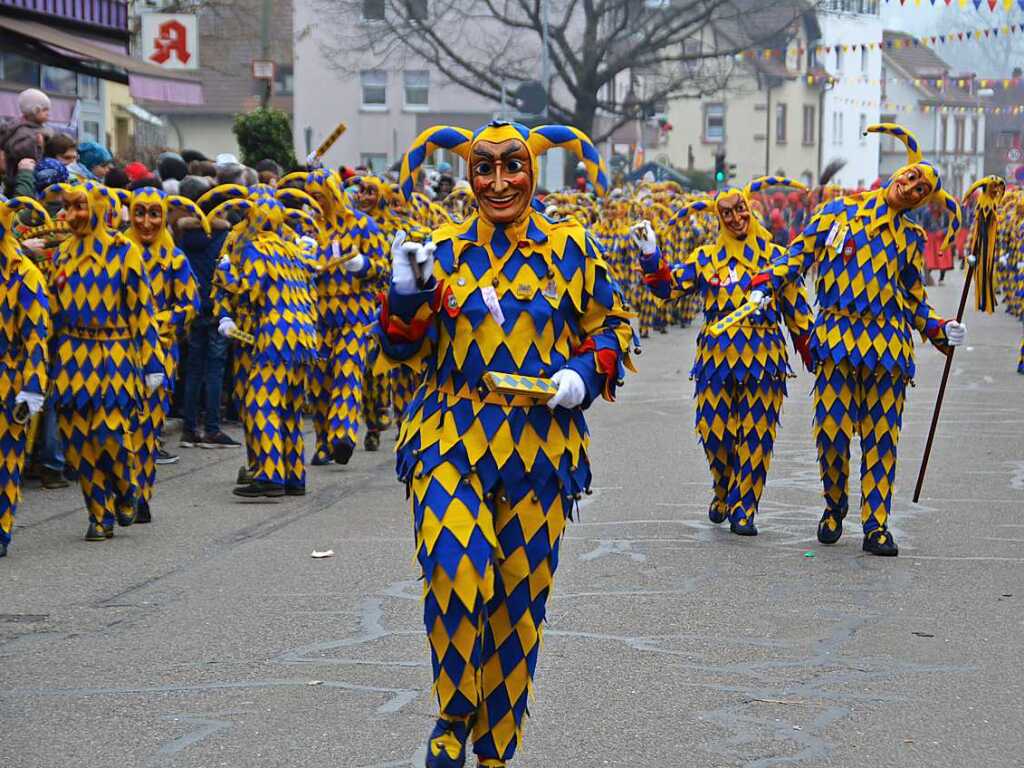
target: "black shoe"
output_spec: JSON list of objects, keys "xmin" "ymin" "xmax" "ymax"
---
[
  {"xmin": 311, "ymin": 450, "xmax": 333, "ymax": 466},
  {"xmin": 155, "ymin": 448, "xmax": 179, "ymax": 465},
  {"xmin": 0, "ymin": 541, "xmax": 7, "ymax": 557},
  {"xmin": 708, "ymin": 500, "xmax": 728, "ymax": 525},
  {"xmin": 863, "ymin": 528, "xmax": 899, "ymax": 557},
  {"xmin": 236, "ymin": 466, "xmax": 253, "ymax": 486},
  {"xmin": 85, "ymin": 521, "xmax": 106, "ymax": 542},
  {"xmin": 115, "ymin": 504, "xmax": 135, "ymax": 527},
  {"xmin": 40, "ymin": 467, "xmax": 70, "ymax": 489},
  {"xmin": 364, "ymin": 431, "xmax": 380, "ymax": 452},
  {"xmin": 332, "ymin": 441, "xmax": 354, "ymax": 465},
  {"xmin": 730, "ymin": 516, "xmax": 758, "ymax": 536},
  {"xmin": 200, "ymin": 430, "xmax": 241, "ymax": 449},
  {"xmin": 180, "ymin": 430, "xmax": 202, "ymax": 448},
  {"xmin": 285, "ymin": 486, "xmax": 306, "ymax": 497},
  {"xmin": 135, "ymin": 498, "xmax": 152, "ymax": 524},
  {"xmin": 232, "ymin": 481, "xmax": 285, "ymax": 498},
  {"xmin": 817, "ymin": 508, "xmax": 846, "ymax": 545}
]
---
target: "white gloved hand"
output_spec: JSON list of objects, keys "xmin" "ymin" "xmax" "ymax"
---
[
  {"xmin": 998, "ymin": 254, "xmax": 1008, "ymax": 267},
  {"xmin": 546, "ymin": 368, "xmax": 587, "ymax": 410},
  {"xmin": 14, "ymin": 390, "xmax": 44, "ymax": 416},
  {"xmin": 945, "ymin": 320, "xmax": 966, "ymax": 347},
  {"xmin": 390, "ymin": 230, "xmax": 435, "ymax": 295},
  {"xmin": 305, "ymin": 152, "xmax": 323, "ymax": 170},
  {"xmin": 343, "ymin": 252, "xmax": 366, "ymax": 273},
  {"xmin": 1017, "ymin": 261, "xmax": 1024, "ymax": 271},
  {"xmin": 145, "ymin": 373, "xmax": 164, "ymax": 393},
  {"xmin": 630, "ymin": 219, "xmax": 658, "ymax": 256},
  {"xmin": 218, "ymin": 317, "xmax": 238, "ymax": 338},
  {"xmin": 748, "ymin": 290, "xmax": 771, "ymax": 310},
  {"xmin": 298, "ymin": 235, "xmax": 318, "ymax": 254}
]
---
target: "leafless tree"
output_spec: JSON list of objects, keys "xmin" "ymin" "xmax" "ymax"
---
[{"xmin": 318, "ymin": 0, "xmax": 816, "ymax": 142}]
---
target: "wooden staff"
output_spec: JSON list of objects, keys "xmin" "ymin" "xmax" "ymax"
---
[{"xmin": 912, "ymin": 213, "xmax": 985, "ymax": 503}]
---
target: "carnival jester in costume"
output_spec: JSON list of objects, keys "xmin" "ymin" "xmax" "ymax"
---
[
  {"xmin": 47, "ymin": 181, "xmax": 165, "ymax": 541},
  {"xmin": 212, "ymin": 191, "xmax": 321, "ymax": 498},
  {"xmin": 754, "ymin": 124, "xmax": 967, "ymax": 556},
  {"xmin": 120, "ymin": 187, "xmax": 201, "ymax": 523},
  {"xmin": 0, "ymin": 195, "xmax": 50, "ymax": 557},
  {"xmin": 379, "ymin": 121, "xmax": 635, "ymax": 767},
  {"xmin": 637, "ymin": 177, "xmax": 814, "ymax": 535},
  {"xmin": 277, "ymin": 168, "xmax": 385, "ymax": 466}
]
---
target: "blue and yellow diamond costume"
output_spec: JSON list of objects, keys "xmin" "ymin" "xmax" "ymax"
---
[
  {"xmin": 358, "ymin": 175, "xmax": 434, "ymax": 438},
  {"xmin": 766, "ymin": 125, "xmax": 961, "ymax": 551},
  {"xmin": 47, "ymin": 181, "xmax": 166, "ymax": 536},
  {"xmin": 641, "ymin": 178, "xmax": 813, "ymax": 533},
  {"xmin": 278, "ymin": 168, "xmax": 385, "ymax": 463},
  {"xmin": 381, "ymin": 121, "xmax": 635, "ymax": 767},
  {"xmin": 0, "ymin": 196, "xmax": 51, "ymax": 555},
  {"xmin": 211, "ymin": 191, "xmax": 321, "ymax": 494},
  {"xmin": 121, "ymin": 188, "xmax": 201, "ymax": 514}
]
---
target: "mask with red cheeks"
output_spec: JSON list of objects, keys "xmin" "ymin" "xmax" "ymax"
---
[
  {"xmin": 131, "ymin": 201, "xmax": 165, "ymax": 245},
  {"xmin": 470, "ymin": 139, "xmax": 533, "ymax": 225},
  {"xmin": 716, "ymin": 192, "xmax": 751, "ymax": 239},
  {"xmin": 885, "ymin": 166, "xmax": 934, "ymax": 212}
]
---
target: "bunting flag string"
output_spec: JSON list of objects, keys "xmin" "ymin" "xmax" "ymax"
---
[
  {"xmin": 832, "ymin": 94, "xmax": 1024, "ymax": 114},
  {"xmin": 805, "ymin": 73, "xmax": 1023, "ymax": 90},
  {"xmin": 883, "ymin": 0, "xmax": 1024, "ymax": 11},
  {"xmin": 738, "ymin": 21, "xmax": 1024, "ymax": 61}
]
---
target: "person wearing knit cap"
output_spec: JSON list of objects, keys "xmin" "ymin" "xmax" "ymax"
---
[
  {"xmin": 75, "ymin": 142, "xmax": 113, "ymax": 182},
  {"xmin": 104, "ymin": 167, "xmax": 131, "ymax": 190},
  {"xmin": 33, "ymin": 158, "xmax": 68, "ymax": 194},
  {"xmin": 1, "ymin": 88, "xmax": 51, "ymax": 194},
  {"xmin": 157, "ymin": 152, "xmax": 188, "ymax": 183},
  {"xmin": 124, "ymin": 162, "xmax": 151, "ymax": 184}
]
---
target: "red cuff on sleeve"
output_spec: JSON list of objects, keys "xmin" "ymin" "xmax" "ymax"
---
[
  {"xmin": 595, "ymin": 347, "xmax": 620, "ymax": 401},
  {"xmin": 750, "ymin": 271, "xmax": 772, "ymax": 289},
  {"xmin": 925, "ymin": 318, "xmax": 948, "ymax": 340},
  {"xmin": 380, "ymin": 291, "xmax": 432, "ymax": 344},
  {"xmin": 643, "ymin": 265, "xmax": 672, "ymax": 287}
]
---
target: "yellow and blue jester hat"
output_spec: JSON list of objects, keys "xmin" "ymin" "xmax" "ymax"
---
[
  {"xmin": 0, "ymin": 194, "xmax": 50, "ymax": 262},
  {"xmin": 665, "ymin": 176, "xmax": 807, "ymax": 241},
  {"xmin": 115, "ymin": 186, "xmax": 210, "ymax": 247},
  {"xmin": 866, "ymin": 122, "xmax": 962, "ymax": 248},
  {"xmin": 399, "ymin": 120, "xmax": 609, "ymax": 209}
]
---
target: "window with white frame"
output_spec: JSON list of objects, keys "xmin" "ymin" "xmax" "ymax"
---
[
  {"xmin": 704, "ymin": 103, "xmax": 725, "ymax": 142},
  {"xmin": 858, "ymin": 113, "xmax": 867, "ymax": 142},
  {"xmin": 971, "ymin": 117, "xmax": 979, "ymax": 153},
  {"xmin": 835, "ymin": 48, "xmax": 843, "ymax": 73},
  {"xmin": 802, "ymin": 105, "xmax": 815, "ymax": 145},
  {"xmin": 403, "ymin": 70, "xmax": 429, "ymax": 109},
  {"xmin": 775, "ymin": 103, "xmax": 787, "ymax": 143},
  {"xmin": 361, "ymin": 70, "xmax": 387, "ymax": 108},
  {"xmin": 860, "ymin": 47, "xmax": 868, "ymax": 74}
]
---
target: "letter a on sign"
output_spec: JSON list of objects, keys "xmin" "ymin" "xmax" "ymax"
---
[{"xmin": 142, "ymin": 14, "xmax": 199, "ymax": 71}]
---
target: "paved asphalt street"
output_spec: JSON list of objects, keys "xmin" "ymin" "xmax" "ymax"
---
[{"xmin": 2, "ymin": 268, "xmax": 1022, "ymax": 768}]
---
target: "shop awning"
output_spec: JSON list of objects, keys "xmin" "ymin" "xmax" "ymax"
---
[{"xmin": 0, "ymin": 15, "xmax": 202, "ymax": 106}]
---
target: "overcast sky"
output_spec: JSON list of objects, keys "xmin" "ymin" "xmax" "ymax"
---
[{"xmin": 879, "ymin": 2, "xmax": 1024, "ymax": 77}]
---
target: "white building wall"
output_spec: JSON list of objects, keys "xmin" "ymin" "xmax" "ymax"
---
[{"xmin": 818, "ymin": 10, "xmax": 883, "ymax": 188}]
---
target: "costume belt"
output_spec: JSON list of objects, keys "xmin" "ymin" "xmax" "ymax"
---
[
  {"xmin": 432, "ymin": 377, "xmax": 541, "ymax": 407},
  {"xmin": 65, "ymin": 326, "xmax": 133, "ymax": 341}
]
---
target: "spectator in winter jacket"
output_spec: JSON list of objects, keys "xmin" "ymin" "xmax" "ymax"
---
[
  {"xmin": 72, "ymin": 142, "xmax": 113, "ymax": 182},
  {"xmin": 1, "ymin": 88, "xmax": 50, "ymax": 195}
]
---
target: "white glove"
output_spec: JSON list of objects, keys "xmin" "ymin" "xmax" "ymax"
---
[
  {"xmin": 998, "ymin": 254, "xmax": 1008, "ymax": 267},
  {"xmin": 343, "ymin": 252, "xmax": 366, "ymax": 273},
  {"xmin": 218, "ymin": 317, "xmax": 238, "ymax": 338},
  {"xmin": 390, "ymin": 230, "xmax": 435, "ymax": 295},
  {"xmin": 966, "ymin": 253, "xmax": 977, "ymax": 266},
  {"xmin": 945, "ymin": 320, "xmax": 966, "ymax": 347},
  {"xmin": 15, "ymin": 390, "xmax": 44, "ymax": 416},
  {"xmin": 1017, "ymin": 261, "xmax": 1024, "ymax": 271},
  {"xmin": 546, "ymin": 368, "xmax": 587, "ymax": 410},
  {"xmin": 305, "ymin": 152, "xmax": 323, "ymax": 170},
  {"xmin": 145, "ymin": 373, "xmax": 164, "ymax": 393},
  {"xmin": 748, "ymin": 290, "xmax": 771, "ymax": 310},
  {"xmin": 630, "ymin": 219, "xmax": 658, "ymax": 256},
  {"xmin": 298, "ymin": 236, "xmax": 318, "ymax": 255}
]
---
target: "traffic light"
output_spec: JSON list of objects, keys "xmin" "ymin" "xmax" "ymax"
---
[{"xmin": 714, "ymin": 153, "xmax": 726, "ymax": 184}]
